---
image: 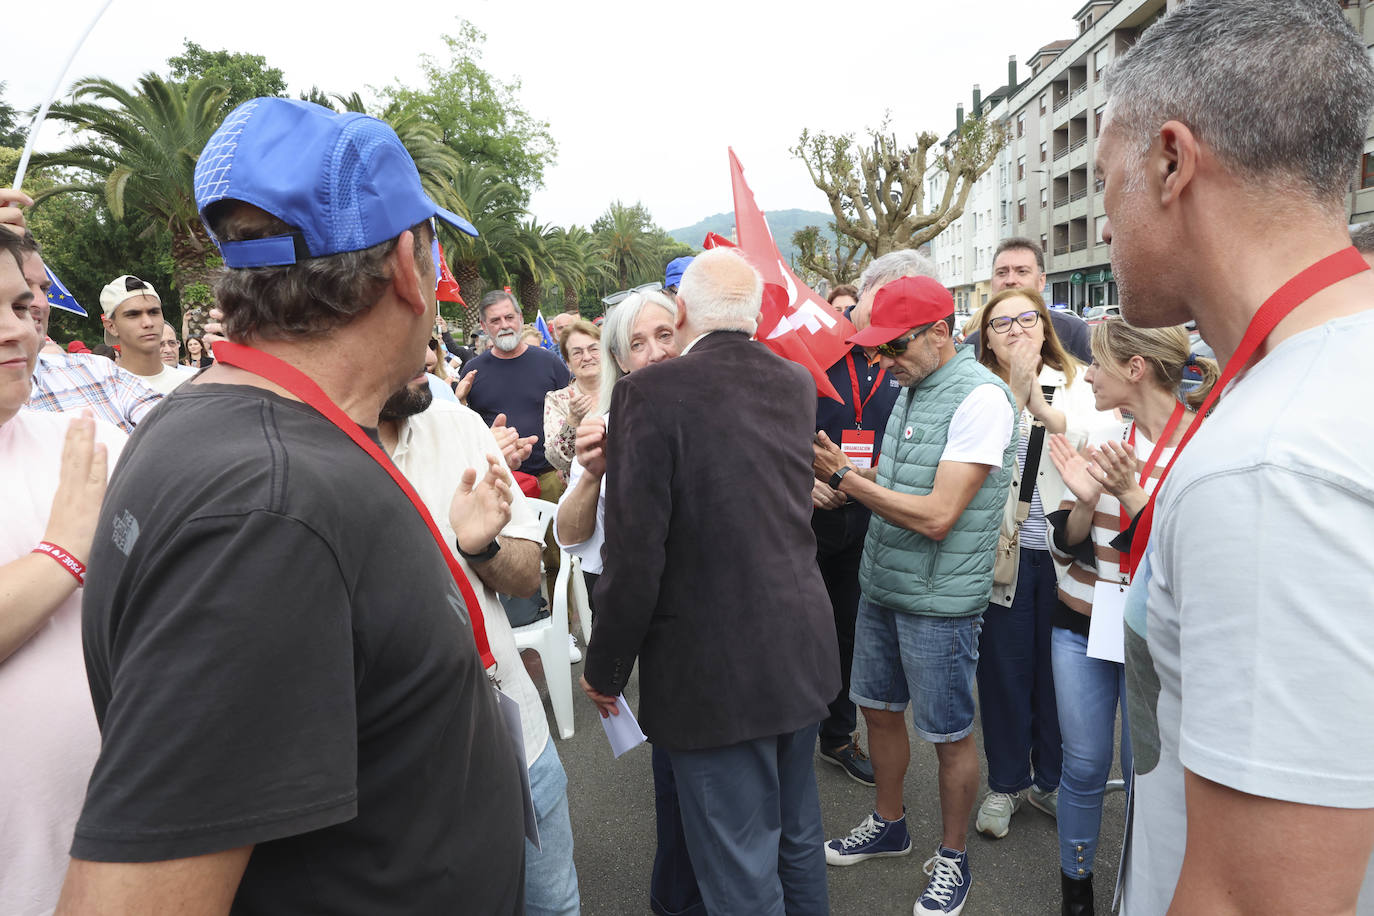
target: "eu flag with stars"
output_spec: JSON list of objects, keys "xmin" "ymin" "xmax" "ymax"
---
[
  {"xmin": 45, "ymin": 267, "xmax": 87, "ymax": 317},
  {"xmin": 535, "ymin": 313, "xmax": 559, "ymax": 353}
]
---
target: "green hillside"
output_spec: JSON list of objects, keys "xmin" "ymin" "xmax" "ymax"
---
[{"xmin": 668, "ymin": 209, "xmax": 838, "ymax": 266}]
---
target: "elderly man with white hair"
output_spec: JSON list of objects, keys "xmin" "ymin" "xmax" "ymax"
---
[{"xmin": 581, "ymin": 248, "xmax": 841, "ymax": 915}]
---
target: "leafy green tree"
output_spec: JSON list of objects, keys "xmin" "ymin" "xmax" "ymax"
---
[
  {"xmin": 30, "ymin": 74, "xmax": 230, "ymax": 321},
  {"xmin": 594, "ymin": 201, "xmax": 660, "ymax": 290},
  {"xmin": 445, "ymin": 162, "xmax": 526, "ymax": 326},
  {"xmin": 167, "ymin": 41, "xmax": 286, "ymax": 112},
  {"xmin": 0, "ymin": 82, "xmax": 25, "ymax": 148},
  {"xmin": 382, "ymin": 20, "xmax": 556, "ymax": 207},
  {"xmin": 506, "ymin": 218, "xmax": 560, "ymax": 322},
  {"xmin": 792, "ymin": 223, "xmax": 868, "ymax": 287},
  {"xmin": 549, "ymin": 226, "xmax": 611, "ymax": 314}
]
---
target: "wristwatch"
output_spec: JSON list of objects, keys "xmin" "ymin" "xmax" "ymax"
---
[
  {"xmin": 829, "ymin": 466, "xmax": 853, "ymax": 490},
  {"xmin": 457, "ymin": 538, "xmax": 502, "ymax": 562}
]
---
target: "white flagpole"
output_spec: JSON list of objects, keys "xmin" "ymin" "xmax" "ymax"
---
[{"xmin": 13, "ymin": 0, "xmax": 117, "ymax": 192}]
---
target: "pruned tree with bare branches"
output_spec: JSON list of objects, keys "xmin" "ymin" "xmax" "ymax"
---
[
  {"xmin": 792, "ymin": 223, "xmax": 868, "ymax": 287},
  {"xmin": 793, "ymin": 113, "xmax": 1006, "ymax": 259}
]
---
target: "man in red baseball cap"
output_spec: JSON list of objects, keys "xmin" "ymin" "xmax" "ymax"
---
[{"xmin": 812, "ymin": 262, "xmax": 1019, "ymax": 915}]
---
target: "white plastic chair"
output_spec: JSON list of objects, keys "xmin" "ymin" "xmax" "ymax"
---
[{"xmin": 511, "ymin": 500, "xmax": 577, "ymax": 739}]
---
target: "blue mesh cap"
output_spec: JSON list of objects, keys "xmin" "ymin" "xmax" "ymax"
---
[
  {"xmin": 664, "ymin": 256, "xmax": 694, "ymax": 289},
  {"xmin": 194, "ymin": 97, "xmax": 477, "ymax": 269}
]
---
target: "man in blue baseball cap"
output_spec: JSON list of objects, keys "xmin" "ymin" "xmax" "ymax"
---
[{"xmin": 59, "ymin": 98, "xmax": 527, "ymax": 914}]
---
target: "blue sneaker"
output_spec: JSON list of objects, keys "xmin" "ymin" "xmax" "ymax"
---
[
  {"xmin": 915, "ymin": 846, "xmax": 971, "ymax": 915},
  {"xmin": 824, "ymin": 810, "xmax": 912, "ymax": 866}
]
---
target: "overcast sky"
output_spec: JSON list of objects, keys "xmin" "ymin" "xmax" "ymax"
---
[{"xmin": 11, "ymin": 0, "xmax": 1080, "ymax": 231}]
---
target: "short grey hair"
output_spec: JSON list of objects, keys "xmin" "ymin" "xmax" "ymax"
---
[
  {"xmin": 857, "ymin": 249, "xmax": 938, "ymax": 298},
  {"xmin": 677, "ymin": 248, "xmax": 763, "ymax": 333},
  {"xmin": 1104, "ymin": 0, "xmax": 1374, "ymax": 205},
  {"xmin": 479, "ymin": 289, "xmax": 520, "ymax": 320},
  {"xmin": 597, "ymin": 290, "xmax": 679, "ymax": 414},
  {"xmin": 1352, "ymin": 223, "xmax": 1374, "ymax": 255}
]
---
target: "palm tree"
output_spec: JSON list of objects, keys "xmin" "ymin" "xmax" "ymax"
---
[
  {"xmin": 445, "ymin": 162, "xmax": 525, "ymax": 325},
  {"xmin": 549, "ymin": 226, "xmax": 611, "ymax": 314},
  {"xmin": 596, "ymin": 201, "xmax": 660, "ymax": 290},
  {"xmin": 31, "ymin": 74, "xmax": 230, "ymax": 310},
  {"xmin": 506, "ymin": 218, "xmax": 561, "ymax": 322}
]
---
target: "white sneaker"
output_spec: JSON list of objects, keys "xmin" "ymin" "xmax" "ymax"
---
[
  {"xmin": 975, "ymin": 791, "xmax": 1021, "ymax": 839},
  {"xmin": 1027, "ymin": 785, "xmax": 1058, "ymax": 818},
  {"xmin": 568, "ymin": 634, "xmax": 582, "ymax": 664}
]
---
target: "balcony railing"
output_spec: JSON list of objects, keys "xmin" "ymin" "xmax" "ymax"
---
[
  {"xmin": 1053, "ymin": 146, "xmax": 1070, "ymax": 161},
  {"xmin": 1070, "ymin": 136, "xmax": 1088, "ymax": 152},
  {"xmin": 1054, "ymin": 245, "xmax": 1070, "ymax": 256},
  {"xmin": 1053, "ymin": 196, "xmax": 1070, "ymax": 208},
  {"xmin": 1053, "ymin": 95, "xmax": 1070, "ymax": 112},
  {"xmin": 1069, "ymin": 188, "xmax": 1088, "ymax": 202},
  {"xmin": 1070, "ymin": 241, "xmax": 1089, "ymax": 252},
  {"xmin": 1070, "ymin": 83, "xmax": 1088, "ymax": 100},
  {"xmin": 1094, "ymin": 178, "xmax": 1105, "ymax": 192}
]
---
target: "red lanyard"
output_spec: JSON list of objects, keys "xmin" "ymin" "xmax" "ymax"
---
[
  {"xmin": 1127, "ymin": 246, "xmax": 1369, "ymax": 578},
  {"xmin": 213, "ymin": 341, "xmax": 495, "ymax": 671},
  {"xmin": 845, "ymin": 352, "xmax": 886, "ymax": 429},
  {"xmin": 1119, "ymin": 400, "xmax": 1185, "ymax": 573}
]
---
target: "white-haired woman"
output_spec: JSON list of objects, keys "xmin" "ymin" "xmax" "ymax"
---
[{"xmin": 553, "ymin": 288, "xmax": 703, "ymax": 916}]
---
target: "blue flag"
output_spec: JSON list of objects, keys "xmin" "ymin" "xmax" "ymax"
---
[
  {"xmin": 535, "ymin": 313, "xmax": 559, "ymax": 352},
  {"xmin": 45, "ymin": 267, "xmax": 87, "ymax": 317}
]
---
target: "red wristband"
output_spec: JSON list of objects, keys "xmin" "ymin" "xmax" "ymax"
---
[{"xmin": 33, "ymin": 542, "xmax": 86, "ymax": 586}]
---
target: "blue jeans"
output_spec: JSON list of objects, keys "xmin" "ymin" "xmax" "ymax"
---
[
  {"xmin": 977, "ymin": 547, "xmax": 1062, "ymax": 793},
  {"xmin": 525, "ymin": 741, "xmax": 580, "ymax": 916},
  {"xmin": 850, "ymin": 596, "xmax": 982, "ymax": 743},
  {"xmin": 651, "ymin": 745, "xmax": 706, "ymax": 916},
  {"xmin": 668, "ymin": 725, "xmax": 829, "ymax": 916},
  {"xmin": 1051, "ymin": 626, "xmax": 1131, "ymax": 878}
]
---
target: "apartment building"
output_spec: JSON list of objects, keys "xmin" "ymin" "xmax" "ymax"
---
[{"xmin": 1345, "ymin": 1, "xmax": 1374, "ymax": 225}]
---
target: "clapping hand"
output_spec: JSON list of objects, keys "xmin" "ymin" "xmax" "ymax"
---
[
  {"xmin": 491, "ymin": 413, "xmax": 536, "ymax": 471},
  {"xmin": 1091, "ymin": 439, "xmax": 1142, "ymax": 502},
  {"xmin": 575, "ymin": 416, "xmax": 607, "ymax": 478},
  {"xmin": 449, "ymin": 454, "xmax": 513, "ymax": 555},
  {"xmin": 1048, "ymin": 433, "xmax": 1102, "ymax": 505},
  {"xmin": 453, "ymin": 369, "xmax": 475, "ymax": 403},
  {"xmin": 568, "ymin": 392, "xmax": 595, "ymax": 424}
]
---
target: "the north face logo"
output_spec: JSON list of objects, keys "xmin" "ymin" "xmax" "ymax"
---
[{"xmin": 112, "ymin": 510, "xmax": 140, "ymax": 557}]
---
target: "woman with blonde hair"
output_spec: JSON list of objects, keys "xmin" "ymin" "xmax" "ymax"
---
[
  {"xmin": 972, "ymin": 287, "xmax": 1116, "ymax": 844},
  {"xmin": 543, "ymin": 320, "xmax": 602, "ymax": 476},
  {"xmin": 1044, "ymin": 320, "xmax": 1217, "ymax": 915}
]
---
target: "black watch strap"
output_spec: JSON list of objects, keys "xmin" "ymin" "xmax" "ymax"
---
[
  {"xmin": 829, "ymin": 466, "xmax": 852, "ymax": 490},
  {"xmin": 457, "ymin": 538, "xmax": 501, "ymax": 562}
]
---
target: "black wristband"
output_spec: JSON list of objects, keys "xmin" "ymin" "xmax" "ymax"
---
[
  {"xmin": 457, "ymin": 538, "xmax": 501, "ymax": 562},
  {"xmin": 829, "ymin": 466, "xmax": 852, "ymax": 490}
]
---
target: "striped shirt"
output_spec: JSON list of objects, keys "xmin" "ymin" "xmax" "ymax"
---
[
  {"xmin": 28, "ymin": 352, "xmax": 163, "ymax": 434},
  {"xmin": 1050, "ymin": 420, "xmax": 1176, "ymax": 617}
]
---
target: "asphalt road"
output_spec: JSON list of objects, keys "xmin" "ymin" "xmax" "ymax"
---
[{"xmin": 530, "ymin": 654, "xmax": 1128, "ymax": 916}]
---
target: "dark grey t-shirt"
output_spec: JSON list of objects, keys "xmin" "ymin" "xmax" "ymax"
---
[{"xmin": 76, "ymin": 383, "xmax": 525, "ymax": 914}]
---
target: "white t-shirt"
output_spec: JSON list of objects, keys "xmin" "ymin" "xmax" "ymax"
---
[
  {"xmin": 941, "ymin": 382, "xmax": 1016, "ymax": 467},
  {"xmin": 133, "ymin": 363, "xmax": 197, "ymax": 395},
  {"xmin": 0, "ymin": 410, "xmax": 126, "ymax": 914},
  {"xmin": 389, "ymin": 399, "xmax": 551, "ymax": 766},
  {"xmin": 1122, "ymin": 311, "xmax": 1374, "ymax": 915}
]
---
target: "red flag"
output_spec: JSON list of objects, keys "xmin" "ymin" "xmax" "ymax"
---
[
  {"xmin": 436, "ymin": 243, "xmax": 465, "ymax": 305},
  {"xmin": 702, "ymin": 231, "xmax": 736, "ymax": 249},
  {"xmin": 759, "ymin": 284, "xmax": 843, "ymax": 401},
  {"xmin": 728, "ymin": 148, "xmax": 853, "ymax": 401}
]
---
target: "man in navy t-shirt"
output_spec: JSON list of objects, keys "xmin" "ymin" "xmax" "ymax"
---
[{"xmin": 460, "ymin": 290, "xmax": 570, "ymax": 498}]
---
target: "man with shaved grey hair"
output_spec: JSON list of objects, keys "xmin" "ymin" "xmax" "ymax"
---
[{"xmin": 1097, "ymin": 1, "xmax": 1374, "ymax": 913}]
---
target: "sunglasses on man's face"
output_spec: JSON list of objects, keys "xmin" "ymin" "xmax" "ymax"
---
[{"xmin": 873, "ymin": 325, "xmax": 933, "ymax": 359}]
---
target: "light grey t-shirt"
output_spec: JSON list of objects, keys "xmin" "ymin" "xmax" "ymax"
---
[{"xmin": 1122, "ymin": 311, "xmax": 1374, "ymax": 915}]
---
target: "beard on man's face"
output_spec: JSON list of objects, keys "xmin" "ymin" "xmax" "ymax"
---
[{"xmin": 379, "ymin": 378, "xmax": 434, "ymax": 422}]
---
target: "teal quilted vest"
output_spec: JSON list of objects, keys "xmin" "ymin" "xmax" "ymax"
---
[{"xmin": 859, "ymin": 346, "xmax": 1017, "ymax": 616}]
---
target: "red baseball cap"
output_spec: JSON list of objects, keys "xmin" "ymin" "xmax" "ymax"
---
[
  {"xmin": 847, "ymin": 276, "xmax": 954, "ymax": 348},
  {"xmin": 66, "ymin": 340, "xmax": 91, "ymax": 354}
]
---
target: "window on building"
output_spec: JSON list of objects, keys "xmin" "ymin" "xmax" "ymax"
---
[
  {"xmin": 1040, "ymin": 94, "xmax": 1048, "ymax": 116},
  {"xmin": 1041, "ymin": 187, "xmax": 1049, "ymax": 209},
  {"xmin": 1095, "ymin": 105, "xmax": 1106, "ymax": 136},
  {"xmin": 1018, "ymin": 199, "xmax": 1027, "ymax": 222},
  {"xmin": 1040, "ymin": 141, "xmax": 1048, "ymax": 163},
  {"xmin": 1001, "ymin": 201, "xmax": 1009, "ymax": 224},
  {"xmin": 1095, "ymin": 215, "xmax": 1108, "ymax": 242},
  {"xmin": 1017, "ymin": 113, "xmax": 1025, "ymax": 138},
  {"xmin": 1017, "ymin": 156, "xmax": 1026, "ymax": 181},
  {"xmin": 1363, "ymin": 152, "xmax": 1374, "ymax": 189},
  {"xmin": 1040, "ymin": 233, "xmax": 1048, "ymax": 252},
  {"xmin": 1094, "ymin": 50, "xmax": 1106, "ymax": 82}
]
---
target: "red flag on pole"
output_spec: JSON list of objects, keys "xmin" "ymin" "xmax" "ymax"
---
[
  {"xmin": 727, "ymin": 148, "xmax": 852, "ymax": 401},
  {"xmin": 702, "ymin": 231, "xmax": 736, "ymax": 250},
  {"xmin": 436, "ymin": 243, "xmax": 465, "ymax": 305}
]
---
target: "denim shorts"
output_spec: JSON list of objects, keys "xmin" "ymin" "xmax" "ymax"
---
[{"xmin": 849, "ymin": 596, "xmax": 983, "ymax": 744}]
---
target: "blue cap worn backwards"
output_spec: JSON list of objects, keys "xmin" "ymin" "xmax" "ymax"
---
[{"xmin": 194, "ymin": 97, "xmax": 477, "ymax": 269}]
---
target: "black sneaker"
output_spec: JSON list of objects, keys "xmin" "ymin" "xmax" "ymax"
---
[{"xmin": 819, "ymin": 740, "xmax": 876, "ymax": 787}]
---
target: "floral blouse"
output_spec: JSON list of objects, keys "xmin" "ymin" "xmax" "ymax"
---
[{"xmin": 543, "ymin": 383, "xmax": 592, "ymax": 475}]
